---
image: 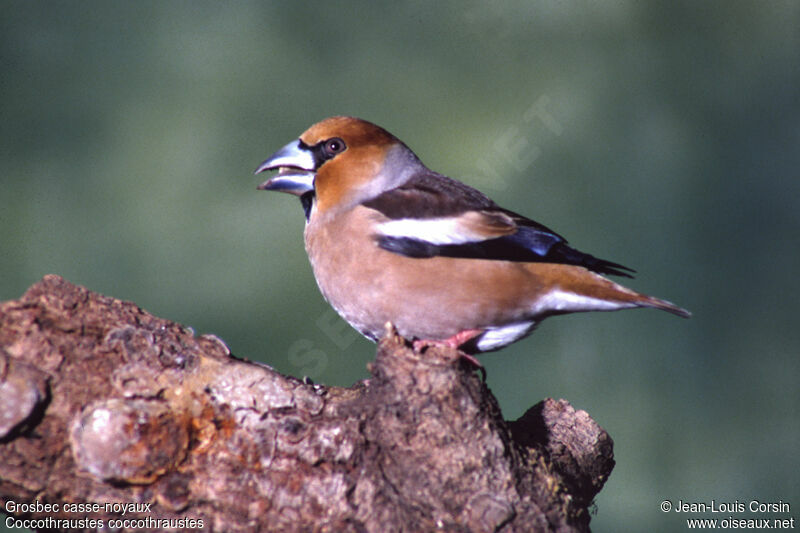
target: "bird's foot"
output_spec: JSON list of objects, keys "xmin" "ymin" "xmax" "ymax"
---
[
  {"xmin": 412, "ymin": 329, "xmax": 483, "ymax": 351},
  {"xmin": 412, "ymin": 329, "xmax": 486, "ymax": 379}
]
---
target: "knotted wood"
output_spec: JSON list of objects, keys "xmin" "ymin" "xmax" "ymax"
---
[{"xmin": 0, "ymin": 275, "xmax": 614, "ymax": 532}]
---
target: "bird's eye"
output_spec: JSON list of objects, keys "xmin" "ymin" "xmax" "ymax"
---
[{"xmin": 323, "ymin": 138, "xmax": 346, "ymax": 156}]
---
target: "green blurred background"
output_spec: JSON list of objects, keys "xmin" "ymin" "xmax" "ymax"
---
[{"xmin": 2, "ymin": 1, "xmax": 798, "ymax": 531}]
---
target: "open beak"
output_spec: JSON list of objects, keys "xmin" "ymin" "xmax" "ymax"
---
[{"xmin": 254, "ymin": 140, "xmax": 316, "ymax": 195}]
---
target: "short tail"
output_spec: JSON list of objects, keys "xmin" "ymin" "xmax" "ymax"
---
[
  {"xmin": 543, "ymin": 265, "xmax": 692, "ymax": 318},
  {"xmin": 637, "ymin": 294, "xmax": 692, "ymax": 318}
]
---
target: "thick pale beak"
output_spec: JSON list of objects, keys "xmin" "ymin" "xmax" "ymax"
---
[{"xmin": 254, "ymin": 140, "xmax": 316, "ymax": 195}]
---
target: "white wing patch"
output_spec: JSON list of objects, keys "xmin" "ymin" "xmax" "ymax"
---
[{"xmin": 376, "ymin": 217, "xmax": 486, "ymax": 245}]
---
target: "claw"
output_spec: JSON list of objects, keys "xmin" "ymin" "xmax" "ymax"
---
[{"xmin": 412, "ymin": 329, "xmax": 486, "ymax": 376}]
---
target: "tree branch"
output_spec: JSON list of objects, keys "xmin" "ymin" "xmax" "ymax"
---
[{"xmin": 0, "ymin": 275, "xmax": 614, "ymax": 532}]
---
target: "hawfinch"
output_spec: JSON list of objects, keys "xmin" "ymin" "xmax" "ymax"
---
[{"xmin": 255, "ymin": 117, "xmax": 690, "ymax": 354}]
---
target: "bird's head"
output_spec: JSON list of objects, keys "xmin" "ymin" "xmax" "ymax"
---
[{"xmin": 255, "ymin": 116, "xmax": 423, "ymax": 214}]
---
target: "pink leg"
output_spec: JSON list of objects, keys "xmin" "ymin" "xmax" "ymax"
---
[{"xmin": 413, "ymin": 329, "xmax": 485, "ymax": 368}]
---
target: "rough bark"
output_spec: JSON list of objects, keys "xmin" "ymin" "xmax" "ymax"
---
[{"xmin": 0, "ymin": 275, "xmax": 614, "ymax": 532}]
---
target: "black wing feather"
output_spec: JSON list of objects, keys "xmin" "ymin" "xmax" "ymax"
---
[{"xmin": 366, "ymin": 169, "xmax": 636, "ymax": 278}]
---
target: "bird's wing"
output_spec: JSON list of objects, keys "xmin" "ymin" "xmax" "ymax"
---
[{"xmin": 364, "ymin": 171, "xmax": 635, "ymax": 278}]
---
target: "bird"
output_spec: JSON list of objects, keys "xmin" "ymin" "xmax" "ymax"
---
[{"xmin": 254, "ymin": 116, "xmax": 690, "ymax": 355}]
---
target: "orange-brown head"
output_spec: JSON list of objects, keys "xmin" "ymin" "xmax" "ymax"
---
[{"xmin": 255, "ymin": 116, "xmax": 423, "ymax": 216}]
